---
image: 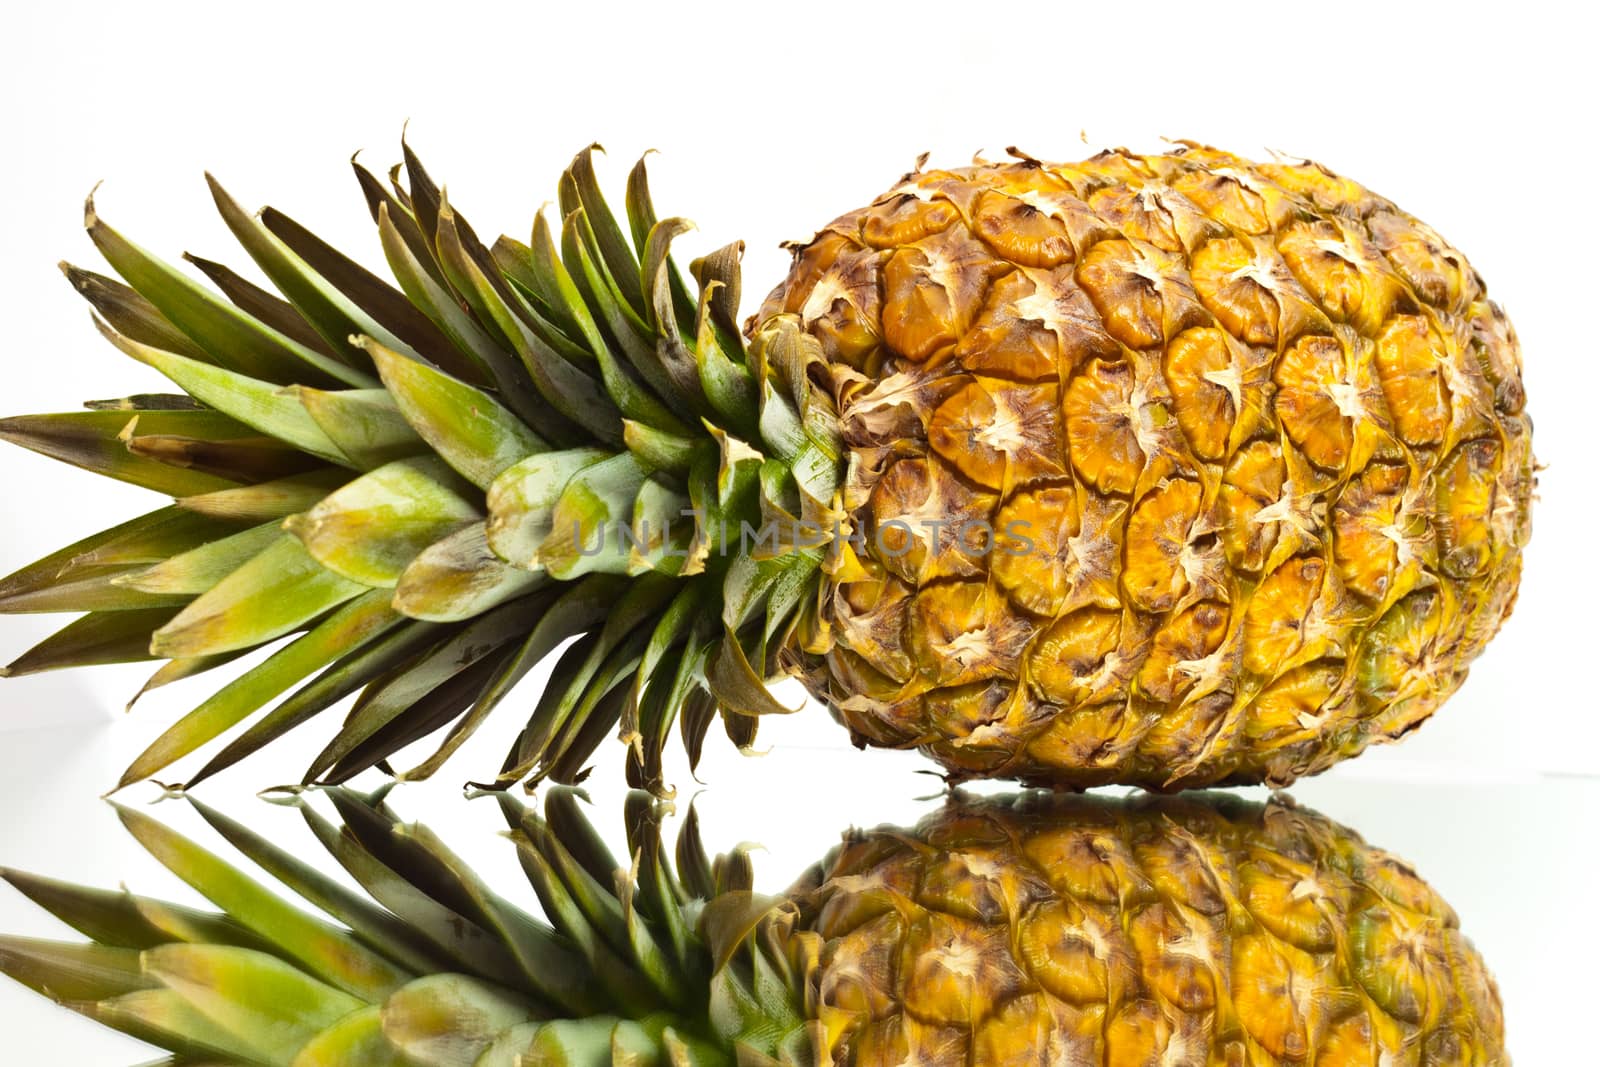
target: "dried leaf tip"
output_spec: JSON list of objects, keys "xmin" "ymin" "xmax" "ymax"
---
[{"xmin": 83, "ymin": 182, "xmax": 104, "ymax": 229}]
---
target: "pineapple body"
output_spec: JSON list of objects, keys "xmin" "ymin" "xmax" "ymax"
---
[
  {"xmin": 798, "ymin": 793, "xmax": 1505, "ymax": 1065},
  {"xmin": 765, "ymin": 146, "xmax": 1534, "ymax": 789}
]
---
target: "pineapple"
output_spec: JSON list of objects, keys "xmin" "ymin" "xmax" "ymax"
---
[
  {"xmin": 0, "ymin": 142, "xmax": 1533, "ymax": 791},
  {"xmin": 0, "ymin": 788, "xmax": 1507, "ymax": 1064}
]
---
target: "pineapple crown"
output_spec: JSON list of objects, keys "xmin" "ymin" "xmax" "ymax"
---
[
  {"xmin": 0, "ymin": 787, "xmax": 825, "ymax": 1067},
  {"xmin": 0, "ymin": 139, "xmax": 847, "ymax": 794}
]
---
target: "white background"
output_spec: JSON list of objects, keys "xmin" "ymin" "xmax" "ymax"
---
[{"xmin": 1, "ymin": 0, "xmax": 1594, "ymax": 1061}]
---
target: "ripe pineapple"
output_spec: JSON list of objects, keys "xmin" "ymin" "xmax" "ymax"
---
[
  {"xmin": 0, "ymin": 789, "xmax": 1507, "ymax": 1065},
  {"xmin": 0, "ymin": 142, "xmax": 1533, "ymax": 791}
]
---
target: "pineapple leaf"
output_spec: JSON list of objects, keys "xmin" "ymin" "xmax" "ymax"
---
[
  {"xmin": 0, "ymin": 411, "xmax": 244, "ymax": 497},
  {"xmin": 85, "ymin": 194, "xmax": 371, "ymax": 389},
  {"xmin": 301, "ymin": 595, "xmax": 554, "ymax": 784},
  {"xmin": 392, "ymin": 522, "xmax": 545, "ymax": 623},
  {"xmin": 116, "ymin": 522, "xmax": 284, "ymax": 596},
  {"xmin": 143, "ymin": 943, "xmax": 368, "ymax": 1065},
  {"xmin": 435, "ymin": 207, "xmax": 622, "ymax": 447},
  {"xmin": 113, "ymin": 804, "xmax": 409, "ymax": 1001},
  {"xmin": 379, "ymin": 973, "xmax": 538, "ymax": 1067},
  {"xmin": 94, "ymin": 320, "xmax": 353, "ymax": 466},
  {"xmin": 362, "ymin": 338, "xmax": 546, "ymax": 490},
  {"xmin": 148, "ymin": 536, "xmax": 369, "ymax": 659},
  {"xmin": 375, "ymin": 205, "xmax": 543, "ymax": 426},
  {"xmin": 390, "ymin": 579, "xmax": 575, "ymax": 781},
  {"xmin": 622, "ymin": 420, "xmax": 696, "ymax": 478},
  {"xmin": 284, "ymin": 457, "xmax": 480, "ymax": 589},
  {"xmin": 567, "ymin": 147, "xmax": 647, "ymax": 320},
  {"xmin": 59, "ymin": 262, "xmax": 210, "ymax": 360},
  {"xmin": 290, "ymin": 387, "xmax": 428, "ymax": 471},
  {"xmin": 0, "ymin": 506, "xmax": 242, "ymax": 615},
  {"xmin": 185, "ymin": 798, "xmax": 452, "ymax": 979},
  {"xmin": 0, "ymin": 937, "xmax": 150, "ymax": 1002},
  {"xmin": 289, "ymin": 1003, "xmax": 397, "ymax": 1067},
  {"xmin": 485, "ymin": 448, "xmax": 611, "ymax": 570},
  {"xmin": 3, "ymin": 607, "xmax": 180, "ymax": 677},
  {"xmin": 175, "ymin": 470, "xmax": 348, "ymax": 523},
  {"xmin": 540, "ymin": 453, "xmax": 651, "ymax": 579},
  {"xmin": 184, "ymin": 252, "xmax": 344, "ymax": 363},
  {"xmin": 124, "ymin": 588, "xmax": 401, "ymax": 786},
  {"xmin": 295, "ymin": 800, "xmax": 526, "ymax": 990},
  {"xmin": 185, "ymin": 618, "xmax": 445, "ymax": 788},
  {"xmin": 261, "ymin": 204, "xmax": 464, "ymax": 377},
  {"xmin": 204, "ymin": 174, "xmax": 391, "ymax": 371}
]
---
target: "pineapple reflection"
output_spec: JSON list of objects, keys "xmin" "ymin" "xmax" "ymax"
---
[{"xmin": 0, "ymin": 789, "xmax": 1505, "ymax": 1065}]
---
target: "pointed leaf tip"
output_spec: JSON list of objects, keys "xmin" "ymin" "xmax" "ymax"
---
[{"xmin": 83, "ymin": 182, "xmax": 103, "ymax": 229}]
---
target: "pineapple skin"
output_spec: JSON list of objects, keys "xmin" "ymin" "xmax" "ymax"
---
[
  {"xmin": 794, "ymin": 792, "xmax": 1506, "ymax": 1066},
  {"xmin": 762, "ymin": 145, "xmax": 1535, "ymax": 790}
]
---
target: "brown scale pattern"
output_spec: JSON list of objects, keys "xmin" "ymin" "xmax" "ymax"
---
[
  {"xmin": 793, "ymin": 792, "xmax": 1506, "ymax": 1066},
  {"xmin": 758, "ymin": 144, "xmax": 1534, "ymax": 789}
]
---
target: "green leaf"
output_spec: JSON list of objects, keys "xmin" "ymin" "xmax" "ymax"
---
[
  {"xmin": 205, "ymin": 174, "xmax": 397, "ymax": 369},
  {"xmin": 186, "ymin": 797, "xmax": 451, "ymax": 978},
  {"xmin": 184, "ymin": 253, "xmax": 343, "ymax": 362},
  {"xmin": 625, "ymin": 157, "xmax": 697, "ymax": 334},
  {"xmin": 380, "ymin": 974, "xmax": 537, "ymax": 1067},
  {"xmin": 622, "ymin": 420, "xmax": 695, "ymax": 477},
  {"xmin": 623, "ymin": 584, "xmax": 704, "ymax": 744},
  {"xmin": 485, "ymin": 448, "xmax": 610, "ymax": 570},
  {"xmin": 292, "ymin": 388, "xmax": 427, "ymax": 470},
  {"xmin": 302, "ymin": 595, "xmax": 550, "ymax": 782},
  {"xmin": 0, "ymin": 937, "xmax": 150, "ymax": 1002},
  {"xmin": 261, "ymin": 205, "xmax": 467, "ymax": 378},
  {"xmin": 295, "ymin": 804, "xmax": 525, "ymax": 990},
  {"xmin": 693, "ymin": 288, "xmax": 758, "ymax": 438},
  {"xmin": 185, "ymin": 618, "xmax": 444, "ymax": 788},
  {"xmin": 689, "ymin": 243, "xmax": 746, "ymax": 358},
  {"xmin": 115, "ymin": 804, "xmax": 408, "ymax": 1001},
  {"xmin": 142, "ymin": 944, "xmax": 367, "ymax": 1066},
  {"xmin": 150, "ymin": 536, "xmax": 368, "ymax": 659},
  {"xmin": 508, "ymin": 833, "xmax": 656, "ymax": 1017},
  {"xmin": 705, "ymin": 628, "xmax": 800, "ymax": 719},
  {"xmin": 351, "ymin": 159, "xmax": 447, "ymax": 290},
  {"xmin": 117, "ymin": 521, "xmax": 284, "ymax": 596},
  {"xmin": 391, "ymin": 522, "xmax": 544, "ymax": 623},
  {"xmin": 376, "ymin": 205, "xmax": 541, "ymax": 423},
  {"xmin": 60, "ymin": 262, "xmax": 209, "ymax": 360},
  {"xmin": 291, "ymin": 1003, "xmax": 401, "ymax": 1067},
  {"xmin": 86, "ymin": 194, "xmax": 371, "ymax": 388},
  {"xmin": 627, "ymin": 477, "xmax": 693, "ymax": 576},
  {"xmin": 396, "ymin": 822, "xmax": 600, "ymax": 1013},
  {"xmin": 540, "ymin": 453, "xmax": 649, "ymax": 579},
  {"xmin": 0, "ymin": 867, "xmax": 261, "ymax": 952},
  {"xmin": 533, "ymin": 209, "xmax": 686, "ymax": 436},
  {"xmin": 89, "ymin": 986, "xmax": 267, "ymax": 1062},
  {"xmin": 123, "ymin": 588, "xmax": 401, "ymax": 786},
  {"xmin": 0, "ymin": 506, "xmax": 242, "ymax": 614},
  {"xmin": 120, "ymin": 423, "xmax": 328, "ymax": 485},
  {"xmin": 0, "ymin": 411, "xmax": 244, "ymax": 497},
  {"xmin": 284, "ymin": 457, "xmax": 479, "ymax": 588},
  {"xmin": 562, "ymin": 209, "xmax": 691, "ymax": 421},
  {"xmin": 176, "ymin": 470, "xmax": 348, "ymax": 522},
  {"xmin": 3, "ymin": 607, "xmax": 179, "ymax": 676},
  {"xmin": 566, "ymin": 146, "xmax": 646, "ymax": 319},
  {"xmin": 363, "ymin": 338, "xmax": 545, "ymax": 489},
  {"xmin": 95, "ymin": 320, "xmax": 352, "ymax": 465},
  {"xmin": 397, "ymin": 577, "xmax": 615, "ymax": 783},
  {"xmin": 506, "ymin": 576, "xmax": 677, "ymax": 777},
  {"xmin": 437, "ymin": 210, "xmax": 622, "ymax": 446}
]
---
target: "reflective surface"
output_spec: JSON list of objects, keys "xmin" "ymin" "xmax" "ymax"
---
[{"xmin": 0, "ymin": 713, "xmax": 1591, "ymax": 1063}]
